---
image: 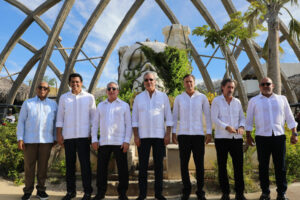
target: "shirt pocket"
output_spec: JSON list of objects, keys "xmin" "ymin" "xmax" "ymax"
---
[
  {"xmin": 138, "ymin": 102, "xmax": 147, "ymax": 112},
  {"xmin": 45, "ymin": 105, "xmax": 55, "ymax": 122},
  {"xmin": 154, "ymin": 99, "xmax": 164, "ymax": 111},
  {"xmin": 153, "ymin": 100, "xmax": 165, "ymax": 128},
  {"xmin": 65, "ymin": 98, "xmax": 74, "ymax": 113},
  {"xmin": 220, "ymin": 106, "xmax": 229, "ymax": 118}
]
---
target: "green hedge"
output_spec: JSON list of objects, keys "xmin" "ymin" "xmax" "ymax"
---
[{"xmin": 0, "ymin": 121, "xmax": 24, "ymax": 183}]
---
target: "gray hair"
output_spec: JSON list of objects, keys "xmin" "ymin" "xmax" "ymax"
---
[
  {"xmin": 143, "ymin": 71, "xmax": 156, "ymax": 80},
  {"xmin": 106, "ymin": 82, "xmax": 119, "ymax": 89}
]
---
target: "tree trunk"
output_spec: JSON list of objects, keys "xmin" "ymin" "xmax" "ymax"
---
[{"xmin": 267, "ymin": 6, "xmax": 281, "ymax": 94}]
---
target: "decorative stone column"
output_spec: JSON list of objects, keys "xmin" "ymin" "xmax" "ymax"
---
[{"xmin": 162, "ymin": 24, "xmax": 190, "ymax": 50}]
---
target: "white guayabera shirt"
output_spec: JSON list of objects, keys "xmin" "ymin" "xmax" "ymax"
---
[
  {"xmin": 172, "ymin": 91, "xmax": 212, "ymax": 135},
  {"xmin": 211, "ymin": 95, "xmax": 245, "ymax": 139},
  {"xmin": 91, "ymin": 98, "xmax": 132, "ymax": 146},
  {"xmin": 17, "ymin": 96, "xmax": 57, "ymax": 143},
  {"xmin": 246, "ymin": 93, "xmax": 298, "ymax": 136},
  {"xmin": 132, "ymin": 90, "xmax": 173, "ymax": 139},
  {"xmin": 56, "ymin": 90, "xmax": 96, "ymax": 139}
]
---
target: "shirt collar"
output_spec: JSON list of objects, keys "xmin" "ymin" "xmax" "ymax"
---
[
  {"xmin": 258, "ymin": 92, "xmax": 275, "ymax": 99},
  {"xmin": 69, "ymin": 90, "xmax": 85, "ymax": 96},
  {"xmin": 35, "ymin": 96, "xmax": 48, "ymax": 102},
  {"xmin": 104, "ymin": 98, "xmax": 121, "ymax": 104},
  {"xmin": 183, "ymin": 90, "xmax": 199, "ymax": 98},
  {"xmin": 221, "ymin": 94, "xmax": 235, "ymax": 102},
  {"xmin": 145, "ymin": 89, "xmax": 157, "ymax": 98}
]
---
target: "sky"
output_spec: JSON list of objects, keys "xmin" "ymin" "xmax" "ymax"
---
[{"xmin": 0, "ymin": 0, "xmax": 299, "ymax": 89}]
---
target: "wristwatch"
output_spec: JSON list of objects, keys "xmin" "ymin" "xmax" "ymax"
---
[{"xmin": 292, "ymin": 132, "xmax": 298, "ymax": 136}]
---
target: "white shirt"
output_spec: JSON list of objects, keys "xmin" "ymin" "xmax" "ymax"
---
[
  {"xmin": 246, "ymin": 93, "xmax": 297, "ymax": 136},
  {"xmin": 56, "ymin": 91, "xmax": 96, "ymax": 139},
  {"xmin": 173, "ymin": 91, "xmax": 212, "ymax": 135},
  {"xmin": 91, "ymin": 98, "xmax": 132, "ymax": 146},
  {"xmin": 211, "ymin": 95, "xmax": 245, "ymax": 139},
  {"xmin": 132, "ymin": 90, "xmax": 173, "ymax": 139},
  {"xmin": 6, "ymin": 115, "xmax": 15, "ymax": 123}
]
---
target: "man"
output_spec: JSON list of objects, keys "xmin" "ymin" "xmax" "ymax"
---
[
  {"xmin": 17, "ymin": 82, "xmax": 57, "ymax": 200},
  {"xmin": 132, "ymin": 72, "xmax": 173, "ymax": 200},
  {"xmin": 91, "ymin": 82, "xmax": 132, "ymax": 200},
  {"xmin": 246, "ymin": 77, "xmax": 298, "ymax": 200},
  {"xmin": 56, "ymin": 73, "xmax": 96, "ymax": 200},
  {"xmin": 211, "ymin": 78, "xmax": 246, "ymax": 200},
  {"xmin": 172, "ymin": 74, "xmax": 212, "ymax": 200},
  {"xmin": 6, "ymin": 109, "xmax": 15, "ymax": 123}
]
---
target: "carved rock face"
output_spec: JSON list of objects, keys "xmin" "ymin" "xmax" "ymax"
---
[{"xmin": 118, "ymin": 41, "xmax": 168, "ymax": 92}]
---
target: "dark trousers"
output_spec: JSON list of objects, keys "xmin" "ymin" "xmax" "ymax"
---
[
  {"xmin": 138, "ymin": 138, "xmax": 165, "ymax": 198},
  {"xmin": 64, "ymin": 138, "xmax": 93, "ymax": 194},
  {"xmin": 215, "ymin": 138, "xmax": 244, "ymax": 195},
  {"xmin": 23, "ymin": 143, "xmax": 52, "ymax": 194},
  {"xmin": 255, "ymin": 135, "xmax": 287, "ymax": 196},
  {"xmin": 178, "ymin": 135, "xmax": 205, "ymax": 198},
  {"xmin": 96, "ymin": 145, "xmax": 129, "ymax": 196}
]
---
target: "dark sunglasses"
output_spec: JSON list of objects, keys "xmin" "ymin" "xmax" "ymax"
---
[
  {"xmin": 38, "ymin": 86, "xmax": 49, "ymax": 90},
  {"xmin": 144, "ymin": 78, "xmax": 154, "ymax": 82},
  {"xmin": 107, "ymin": 87, "xmax": 117, "ymax": 91},
  {"xmin": 260, "ymin": 82, "xmax": 272, "ymax": 87}
]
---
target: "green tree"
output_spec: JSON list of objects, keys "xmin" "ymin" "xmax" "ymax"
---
[
  {"xmin": 141, "ymin": 46, "xmax": 192, "ymax": 96},
  {"xmin": 193, "ymin": 1, "xmax": 300, "ymax": 94},
  {"xmin": 245, "ymin": 0, "xmax": 300, "ymax": 94}
]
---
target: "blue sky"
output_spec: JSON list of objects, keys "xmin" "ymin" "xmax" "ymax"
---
[{"xmin": 0, "ymin": 0, "xmax": 299, "ymax": 88}]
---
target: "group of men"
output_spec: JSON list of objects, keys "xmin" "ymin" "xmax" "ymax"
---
[{"xmin": 16, "ymin": 72, "xmax": 298, "ymax": 200}]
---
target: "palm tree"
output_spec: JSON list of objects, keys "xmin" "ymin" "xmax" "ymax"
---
[{"xmin": 245, "ymin": 0, "xmax": 300, "ymax": 94}]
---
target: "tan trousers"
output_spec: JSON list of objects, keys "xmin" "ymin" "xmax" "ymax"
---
[{"xmin": 23, "ymin": 143, "xmax": 52, "ymax": 194}]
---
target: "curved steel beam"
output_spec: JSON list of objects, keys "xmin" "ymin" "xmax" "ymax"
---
[
  {"xmin": 5, "ymin": 0, "xmax": 69, "ymax": 63},
  {"xmin": 29, "ymin": 0, "xmax": 75, "ymax": 97},
  {"xmin": 6, "ymin": 48, "xmax": 43, "ymax": 105},
  {"xmin": 88, "ymin": 0, "xmax": 145, "ymax": 94},
  {"xmin": 241, "ymin": 42, "xmax": 298, "ymax": 103},
  {"xmin": 221, "ymin": 0, "xmax": 265, "ymax": 82},
  {"xmin": 0, "ymin": 0, "xmax": 61, "ymax": 73},
  {"xmin": 57, "ymin": 0, "xmax": 111, "ymax": 99},
  {"xmin": 18, "ymin": 39, "xmax": 62, "ymax": 80},
  {"xmin": 191, "ymin": 0, "xmax": 248, "ymax": 110},
  {"xmin": 155, "ymin": 0, "xmax": 215, "ymax": 93},
  {"xmin": 279, "ymin": 19, "xmax": 300, "ymax": 61}
]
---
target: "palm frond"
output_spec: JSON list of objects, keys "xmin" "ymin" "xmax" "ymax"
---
[
  {"xmin": 289, "ymin": 18, "xmax": 300, "ymax": 44},
  {"xmin": 262, "ymin": 38, "xmax": 285, "ymax": 59},
  {"xmin": 290, "ymin": 0, "xmax": 299, "ymax": 6},
  {"xmin": 262, "ymin": 38, "xmax": 269, "ymax": 60}
]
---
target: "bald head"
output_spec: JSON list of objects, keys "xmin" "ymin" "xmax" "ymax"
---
[
  {"xmin": 36, "ymin": 81, "xmax": 50, "ymax": 100},
  {"xmin": 259, "ymin": 77, "xmax": 274, "ymax": 97},
  {"xmin": 38, "ymin": 81, "xmax": 49, "ymax": 88},
  {"xmin": 260, "ymin": 77, "xmax": 272, "ymax": 85}
]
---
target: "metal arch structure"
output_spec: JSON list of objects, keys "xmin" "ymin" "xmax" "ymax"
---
[{"xmin": 1, "ymin": 0, "xmax": 300, "ymax": 109}]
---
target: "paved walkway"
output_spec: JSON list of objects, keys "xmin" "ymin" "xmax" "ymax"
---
[{"xmin": 0, "ymin": 178, "xmax": 299, "ymax": 200}]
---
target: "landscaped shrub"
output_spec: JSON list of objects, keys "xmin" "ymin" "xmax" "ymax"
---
[
  {"xmin": 0, "ymin": 120, "xmax": 24, "ymax": 183},
  {"xmin": 285, "ymin": 131, "xmax": 300, "ymax": 182}
]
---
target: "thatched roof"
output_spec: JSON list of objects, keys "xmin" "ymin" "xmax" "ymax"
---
[
  {"xmin": 0, "ymin": 78, "xmax": 29, "ymax": 103},
  {"xmin": 94, "ymin": 87, "xmax": 106, "ymax": 99}
]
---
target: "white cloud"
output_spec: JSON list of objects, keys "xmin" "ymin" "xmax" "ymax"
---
[
  {"xmin": 18, "ymin": 0, "xmax": 62, "ymax": 22},
  {"xmin": 18, "ymin": 0, "xmax": 43, "ymax": 10},
  {"xmin": 195, "ymin": 78, "xmax": 203, "ymax": 85},
  {"xmin": 102, "ymin": 60, "xmax": 118, "ymax": 81},
  {"xmin": 83, "ymin": 40, "xmax": 104, "ymax": 54}
]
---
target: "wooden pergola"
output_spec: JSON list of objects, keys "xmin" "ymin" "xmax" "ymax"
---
[{"xmin": 1, "ymin": 0, "xmax": 300, "ymax": 111}]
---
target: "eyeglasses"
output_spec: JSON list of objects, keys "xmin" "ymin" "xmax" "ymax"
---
[
  {"xmin": 144, "ymin": 78, "xmax": 154, "ymax": 82},
  {"xmin": 260, "ymin": 82, "xmax": 272, "ymax": 87},
  {"xmin": 107, "ymin": 87, "xmax": 117, "ymax": 91},
  {"xmin": 38, "ymin": 86, "xmax": 49, "ymax": 90}
]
